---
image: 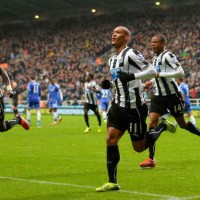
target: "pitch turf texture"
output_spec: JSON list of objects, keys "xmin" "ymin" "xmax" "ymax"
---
[{"xmin": 0, "ymin": 114, "xmax": 200, "ymax": 200}]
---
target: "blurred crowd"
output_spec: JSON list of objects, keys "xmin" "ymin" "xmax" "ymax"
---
[{"xmin": 0, "ymin": 4, "xmax": 199, "ymax": 103}]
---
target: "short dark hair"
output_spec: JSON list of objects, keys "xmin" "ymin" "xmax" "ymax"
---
[
  {"xmin": 90, "ymin": 74, "xmax": 93, "ymax": 79},
  {"xmin": 30, "ymin": 75, "xmax": 35, "ymax": 80},
  {"xmin": 178, "ymin": 77, "xmax": 183, "ymax": 82},
  {"xmin": 154, "ymin": 34, "xmax": 167, "ymax": 43},
  {"xmin": 86, "ymin": 73, "xmax": 93, "ymax": 79}
]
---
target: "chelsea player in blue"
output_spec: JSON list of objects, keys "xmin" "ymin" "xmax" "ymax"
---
[
  {"xmin": 27, "ymin": 76, "xmax": 41, "ymax": 127},
  {"xmin": 48, "ymin": 78, "xmax": 63, "ymax": 125},
  {"xmin": 99, "ymin": 87, "xmax": 112, "ymax": 122},
  {"xmin": 177, "ymin": 78, "xmax": 196, "ymax": 125}
]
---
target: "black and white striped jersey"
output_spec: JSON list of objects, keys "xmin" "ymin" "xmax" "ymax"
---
[
  {"xmin": 109, "ymin": 47, "xmax": 156, "ymax": 109},
  {"xmin": 152, "ymin": 50, "xmax": 184, "ymax": 96},
  {"xmin": 84, "ymin": 80, "xmax": 100, "ymax": 105}
]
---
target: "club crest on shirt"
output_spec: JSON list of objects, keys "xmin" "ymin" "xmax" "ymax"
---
[{"xmin": 110, "ymin": 68, "xmax": 121, "ymax": 80}]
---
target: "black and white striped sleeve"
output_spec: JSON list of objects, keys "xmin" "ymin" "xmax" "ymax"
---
[
  {"xmin": 129, "ymin": 51, "xmax": 157, "ymax": 80},
  {"xmin": 159, "ymin": 52, "xmax": 185, "ymax": 78}
]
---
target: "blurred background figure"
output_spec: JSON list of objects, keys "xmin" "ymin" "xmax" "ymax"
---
[
  {"xmin": 47, "ymin": 78, "xmax": 63, "ymax": 125},
  {"xmin": 11, "ymin": 81, "xmax": 19, "ymax": 116},
  {"xmin": 26, "ymin": 76, "xmax": 42, "ymax": 127},
  {"xmin": 177, "ymin": 78, "xmax": 196, "ymax": 126},
  {"xmin": 98, "ymin": 86, "xmax": 112, "ymax": 122},
  {"xmin": 83, "ymin": 72, "xmax": 102, "ymax": 133}
]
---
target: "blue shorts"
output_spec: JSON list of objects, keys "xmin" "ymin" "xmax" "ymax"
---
[
  {"xmin": 28, "ymin": 101, "xmax": 40, "ymax": 110},
  {"xmin": 101, "ymin": 101, "xmax": 109, "ymax": 111},
  {"xmin": 185, "ymin": 104, "xmax": 191, "ymax": 113},
  {"xmin": 49, "ymin": 100, "xmax": 59, "ymax": 109}
]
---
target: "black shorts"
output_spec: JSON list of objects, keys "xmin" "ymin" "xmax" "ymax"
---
[
  {"xmin": 149, "ymin": 94, "xmax": 184, "ymax": 117},
  {"xmin": 84, "ymin": 102, "xmax": 99, "ymax": 113},
  {"xmin": 107, "ymin": 103, "xmax": 148, "ymax": 141}
]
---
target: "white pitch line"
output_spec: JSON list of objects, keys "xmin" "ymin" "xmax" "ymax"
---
[
  {"xmin": 0, "ymin": 176, "xmax": 93, "ymax": 189},
  {"xmin": 18, "ymin": 124, "xmax": 97, "ymax": 129},
  {"xmin": 0, "ymin": 176, "xmax": 194, "ymax": 200},
  {"xmin": 178, "ymin": 196, "xmax": 200, "ymax": 200}
]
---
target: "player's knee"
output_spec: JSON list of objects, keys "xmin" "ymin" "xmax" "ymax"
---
[
  {"xmin": 149, "ymin": 121, "xmax": 159, "ymax": 129},
  {"xmin": 106, "ymin": 136, "xmax": 118, "ymax": 146},
  {"xmin": 134, "ymin": 148, "xmax": 143, "ymax": 153},
  {"xmin": 133, "ymin": 145, "xmax": 146, "ymax": 152},
  {"xmin": 132, "ymin": 140, "xmax": 146, "ymax": 152},
  {"xmin": 0, "ymin": 121, "xmax": 6, "ymax": 132},
  {"xmin": 178, "ymin": 123, "xmax": 187, "ymax": 129},
  {"xmin": 95, "ymin": 112, "xmax": 100, "ymax": 117}
]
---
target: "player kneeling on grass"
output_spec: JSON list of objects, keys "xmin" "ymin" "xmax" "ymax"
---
[{"xmin": 0, "ymin": 66, "xmax": 29, "ymax": 132}]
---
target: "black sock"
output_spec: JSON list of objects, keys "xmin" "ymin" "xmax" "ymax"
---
[
  {"xmin": 95, "ymin": 112, "xmax": 101, "ymax": 126},
  {"xmin": 0, "ymin": 120, "xmax": 18, "ymax": 132},
  {"xmin": 186, "ymin": 121, "xmax": 200, "ymax": 136},
  {"xmin": 84, "ymin": 113, "xmax": 89, "ymax": 127},
  {"xmin": 97, "ymin": 114, "xmax": 101, "ymax": 126},
  {"xmin": 107, "ymin": 145, "xmax": 120, "ymax": 183},
  {"xmin": 146, "ymin": 123, "xmax": 166, "ymax": 148},
  {"xmin": 149, "ymin": 144, "xmax": 155, "ymax": 159},
  {"xmin": 148, "ymin": 127, "xmax": 155, "ymax": 159},
  {"xmin": 13, "ymin": 109, "xmax": 18, "ymax": 115}
]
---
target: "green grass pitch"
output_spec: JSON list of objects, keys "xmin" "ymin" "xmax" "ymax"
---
[{"xmin": 0, "ymin": 114, "xmax": 200, "ymax": 200}]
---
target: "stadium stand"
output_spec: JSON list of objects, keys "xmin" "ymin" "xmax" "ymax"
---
[{"xmin": 0, "ymin": 4, "xmax": 199, "ymax": 104}]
